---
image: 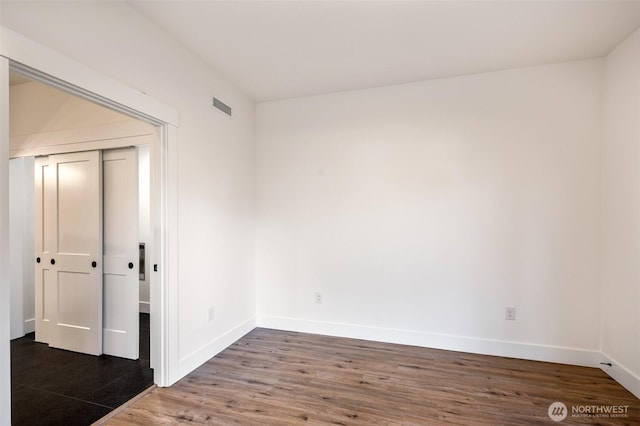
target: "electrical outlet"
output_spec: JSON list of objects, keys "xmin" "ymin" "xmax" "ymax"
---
[
  {"xmin": 505, "ymin": 307, "xmax": 516, "ymax": 321},
  {"xmin": 315, "ymin": 292, "xmax": 322, "ymax": 304},
  {"xmin": 208, "ymin": 306, "xmax": 215, "ymax": 321}
]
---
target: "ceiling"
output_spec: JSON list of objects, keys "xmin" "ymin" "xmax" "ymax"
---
[{"xmin": 128, "ymin": 0, "xmax": 640, "ymax": 102}]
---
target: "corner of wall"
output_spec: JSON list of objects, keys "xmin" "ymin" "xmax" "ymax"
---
[
  {"xmin": 599, "ymin": 352, "xmax": 640, "ymax": 400},
  {"xmin": 599, "ymin": 23, "xmax": 640, "ymax": 399},
  {"xmin": 177, "ymin": 316, "xmax": 257, "ymax": 382}
]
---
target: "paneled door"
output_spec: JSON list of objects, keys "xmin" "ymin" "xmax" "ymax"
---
[
  {"xmin": 103, "ymin": 148, "xmax": 139, "ymax": 359},
  {"xmin": 34, "ymin": 151, "xmax": 103, "ymax": 355}
]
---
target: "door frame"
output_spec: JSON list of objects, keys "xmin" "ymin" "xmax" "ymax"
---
[{"xmin": 0, "ymin": 26, "xmax": 180, "ymax": 424}]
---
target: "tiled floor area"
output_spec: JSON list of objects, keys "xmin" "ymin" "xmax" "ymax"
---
[{"xmin": 11, "ymin": 313, "xmax": 153, "ymax": 426}]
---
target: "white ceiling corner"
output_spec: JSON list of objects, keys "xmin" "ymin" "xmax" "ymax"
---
[{"xmin": 128, "ymin": 0, "xmax": 640, "ymax": 102}]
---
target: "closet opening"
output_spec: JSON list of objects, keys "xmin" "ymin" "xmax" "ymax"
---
[{"xmin": 6, "ymin": 67, "xmax": 163, "ymax": 425}]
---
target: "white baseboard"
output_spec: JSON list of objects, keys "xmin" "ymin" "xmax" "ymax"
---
[
  {"xmin": 23, "ymin": 318, "xmax": 35, "ymax": 334},
  {"xmin": 139, "ymin": 301, "xmax": 150, "ymax": 314},
  {"xmin": 599, "ymin": 352, "xmax": 640, "ymax": 400},
  {"xmin": 257, "ymin": 315, "xmax": 600, "ymax": 368},
  {"xmin": 178, "ymin": 316, "xmax": 256, "ymax": 380}
]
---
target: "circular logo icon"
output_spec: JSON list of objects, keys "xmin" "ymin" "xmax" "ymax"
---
[{"xmin": 548, "ymin": 401, "xmax": 568, "ymax": 422}]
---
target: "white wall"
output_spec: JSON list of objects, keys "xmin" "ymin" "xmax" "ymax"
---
[
  {"xmin": 138, "ymin": 144, "xmax": 151, "ymax": 313},
  {"xmin": 256, "ymin": 60, "xmax": 603, "ymax": 364},
  {"xmin": 1, "ymin": 0, "xmax": 638, "ymax": 410},
  {"xmin": 1, "ymin": 1, "xmax": 256, "ymax": 380},
  {"xmin": 601, "ymin": 27, "xmax": 640, "ymax": 398},
  {"xmin": 9, "ymin": 157, "xmax": 34, "ymax": 339},
  {"xmin": 9, "ymin": 159, "xmax": 24, "ymax": 340}
]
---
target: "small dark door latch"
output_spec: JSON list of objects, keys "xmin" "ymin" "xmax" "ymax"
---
[
  {"xmin": 50, "ymin": 259, "xmax": 55, "ymax": 265},
  {"xmin": 154, "ymin": 264, "xmax": 158, "ymax": 272},
  {"xmin": 128, "ymin": 262, "xmax": 134, "ymax": 269},
  {"xmin": 36, "ymin": 257, "xmax": 41, "ymax": 263},
  {"xmin": 91, "ymin": 261, "xmax": 97, "ymax": 268}
]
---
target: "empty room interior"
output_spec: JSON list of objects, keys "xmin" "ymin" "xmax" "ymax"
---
[{"xmin": 1, "ymin": 0, "xmax": 640, "ymax": 425}]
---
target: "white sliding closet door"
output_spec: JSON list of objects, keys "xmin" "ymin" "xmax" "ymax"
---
[
  {"xmin": 34, "ymin": 151, "xmax": 103, "ymax": 355},
  {"xmin": 103, "ymin": 148, "xmax": 139, "ymax": 359}
]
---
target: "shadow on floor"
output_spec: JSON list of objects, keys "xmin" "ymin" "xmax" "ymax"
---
[{"xmin": 11, "ymin": 313, "xmax": 153, "ymax": 426}]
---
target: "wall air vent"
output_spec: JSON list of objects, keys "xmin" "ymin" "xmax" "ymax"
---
[{"xmin": 212, "ymin": 97, "xmax": 232, "ymax": 117}]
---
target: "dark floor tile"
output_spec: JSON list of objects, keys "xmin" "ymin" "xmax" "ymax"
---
[
  {"xmin": 11, "ymin": 312, "xmax": 154, "ymax": 425},
  {"xmin": 11, "ymin": 385, "xmax": 112, "ymax": 426},
  {"xmin": 30, "ymin": 353, "xmax": 142, "ymax": 400},
  {"xmin": 139, "ymin": 313, "xmax": 150, "ymax": 361},
  {"xmin": 89, "ymin": 360, "xmax": 154, "ymax": 408},
  {"xmin": 12, "ymin": 341, "xmax": 99, "ymax": 388}
]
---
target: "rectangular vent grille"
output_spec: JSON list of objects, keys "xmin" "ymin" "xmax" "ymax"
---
[{"xmin": 212, "ymin": 97, "xmax": 232, "ymax": 116}]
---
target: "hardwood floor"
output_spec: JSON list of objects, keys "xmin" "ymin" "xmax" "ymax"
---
[{"xmin": 105, "ymin": 328, "xmax": 639, "ymax": 425}]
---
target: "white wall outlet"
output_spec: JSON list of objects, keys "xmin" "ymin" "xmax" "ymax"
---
[
  {"xmin": 208, "ymin": 306, "xmax": 215, "ymax": 321},
  {"xmin": 505, "ymin": 307, "xmax": 516, "ymax": 320},
  {"xmin": 314, "ymin": 292, "xmax": 322, "ymax": 304}
]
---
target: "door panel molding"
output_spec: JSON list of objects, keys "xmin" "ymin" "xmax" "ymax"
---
[
  {"xmin": 103, "ymin": 147, "xmax": 139, "ymax": 359},
  {"xmin": 36, "ymin": 151, "xmax": 103, "ymax": 356}
]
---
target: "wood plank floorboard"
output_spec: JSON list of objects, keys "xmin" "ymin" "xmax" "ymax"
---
[{"xmin": 106, "ymin": 328, "xmax": 640, "ymax": 425}]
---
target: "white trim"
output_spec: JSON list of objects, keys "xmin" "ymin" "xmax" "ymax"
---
[
  {"xmin": 599, "ymin": 352, "xmax": 640, "ymax": 400},
  {"xmin": 178, "ymin": 317, "xmax": 256, "ymax": 380},
  {"xmin": 24, "ymin": 318, "xmax": 35, "ymax": 334},
  {"xmin": 1, "ymin": 27, "xmax": 179, "ymax": 127},
  {"xmin": 0, "ymin": 55, "xmax": 12, "ymax": 426},
  {"xmin": 166, "ymin": 124, "xmax": 179, "ymax": 384},
  {"xmin": 149, "ymin": 123, "xmax": 180, "ymax": 386},
  {"xmin": 257, "ymin": 316, "xmax": 601, "ymax": 368}
]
